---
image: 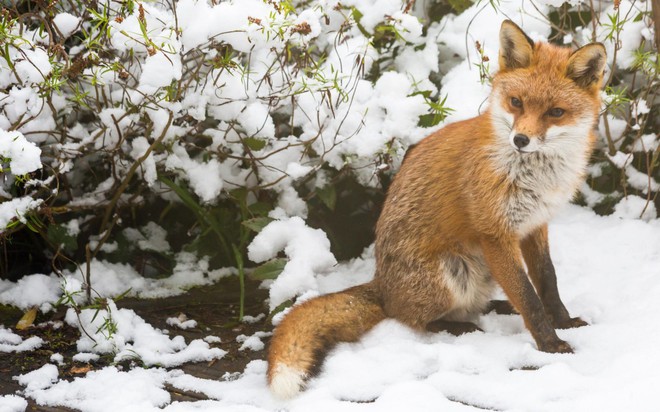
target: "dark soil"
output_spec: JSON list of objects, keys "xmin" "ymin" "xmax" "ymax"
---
[{"xmin": 0, "ymin": 278, "xmax": 273, "ymax": 411}]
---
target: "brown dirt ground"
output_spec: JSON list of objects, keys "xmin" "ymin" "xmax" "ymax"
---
[{"xmin": 0, "ymin": 278, "xmax": 272, "ymax": 411}]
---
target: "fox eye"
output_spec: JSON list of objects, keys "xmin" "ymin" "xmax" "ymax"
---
[
  {"xmin": 548, "ymin": 108, "xmax": 565, "ymax": 117},
  {"xmin": 510, "ymin": 97, "xmax": 523, "ymax": 108}
]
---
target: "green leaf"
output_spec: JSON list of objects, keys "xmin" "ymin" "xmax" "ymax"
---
[
  {"xmin": 229, "ymin": 187, "xmax": 248, "ymax": 208},
  {"xmin": 159, "ymin": 175, "xmax": 233, "ymax": 261},
  {"xmin": 250, "ymin": 258, "xmax": 287, "ymax": 280},
  {"xmin": 418, "ymin": 113, "xmax": 443, "ymax": 128},
  {"xmin": 248, "ymin": 201, "xmax": 273, "ymax": 216},
  {"xmin": 243, "ymin": 137, "xmax": 266, "ymax": 151},
  {"xmin": 267, "ymin": 299, "xmax": 293, "ymax": 322},
  {"xmin": 317, "ymin": 185, "xmax": 336, "ymax": 211},
  {"xmin": 47, "ymin": 224, "xmax": 77, "ymax": 252},
  {"xmin": 351, "ymin": 7, "xmax": 370, "ymax": 38},
  {"xmin": 242, "ymin": 217, "xmax": 274, "ymax": 233},
  {"xmin": 448, "ymin": 0, "xmax": 473, "ymax": 13},
  {"xmin": 410, "ymin": 90, "xmax": 432, "ymax": 99},
  {"xmin": 351, "ymin": 7, "xmax": 363, "ymax": 23}
]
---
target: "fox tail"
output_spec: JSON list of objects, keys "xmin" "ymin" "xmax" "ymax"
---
[{"xmin": 267, "ymin": 281, "xmax": 385, "ymax": 399}]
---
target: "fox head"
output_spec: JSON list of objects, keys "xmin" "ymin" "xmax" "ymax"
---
[{"xmin": 489, "ymin": 20, "xmax": 606, "ymax": 154}]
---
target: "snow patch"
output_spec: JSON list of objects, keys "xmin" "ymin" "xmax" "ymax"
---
[
  {"xmin": 0, "ymin": 394, "xmax": 27, "ymax": 412},
  {"xmin": 237, "ymin": 331, "xmax": 272, "ymax": 351},
  {"xmin": 0, "ymin": 327, "xmax": 44, "ymax": 353},
  {"xmin": 612, "ymin": 195, "xmax": 657, "ymax": 221},
  {"xmin": 166, "ymin": 314, "xmax": 197, "ymax": 330},
  {"xmin": 65, "ymin": 300, "xmax": 226, "ymax": 367}
]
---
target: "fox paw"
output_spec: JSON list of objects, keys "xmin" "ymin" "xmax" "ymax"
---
[
  {"xmin": 553, "ymin": 316, "xmax": 588, "ymax": 330},
  {"xmin": 426, "ymin": 320, "xmax": 482, "ymax": 335},
  {"xmin": 538, "ymin": 339, "xmax": 573, "ymax": 354}
]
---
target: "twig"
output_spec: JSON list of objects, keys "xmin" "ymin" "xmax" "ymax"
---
[{"xmin": 96, "ymin": 111, "xmax": 174, "ymax": 252}]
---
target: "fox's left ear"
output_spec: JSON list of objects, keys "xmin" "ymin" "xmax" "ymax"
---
[{"xmin": 566, "ymin": 43, "xmax": 607, "ymax": 88}]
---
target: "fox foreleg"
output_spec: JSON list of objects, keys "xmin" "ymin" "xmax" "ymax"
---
[
  {"xmin": 480, "ymin": 235, "xmax": 573, "ymax": 353},
  {"xmin": 520, "ymin": 225, "xmax": 588, "ymax": 330}
]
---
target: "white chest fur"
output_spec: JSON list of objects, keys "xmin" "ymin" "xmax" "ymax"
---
[{"xmin": 497, "ymin": 149, "xmax": 586, "ymax": 236}]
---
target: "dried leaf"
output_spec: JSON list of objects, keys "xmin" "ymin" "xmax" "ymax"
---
[
  {"xmin": 16, "ymin": 307, "xmax": 38, "ymax": 330},
  {"xmin": 70, "ymin": 365, "xmax": 93, "ymax": 374}
]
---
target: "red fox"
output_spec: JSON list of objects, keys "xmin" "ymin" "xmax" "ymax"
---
[{"xmin": 267, "ymin": 20, "xmax": 606, "ymax": 399}]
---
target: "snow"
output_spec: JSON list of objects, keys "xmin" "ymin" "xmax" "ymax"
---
[
  {"xmin": 129, "ymin": 137, "xmax": 158, "ymax": 186},
  {"xmin": 0, "ymin": 274, "xmax": 59, "ymax": 311},
  {"xmin": 0, "ymin": 196, "xmax": 43, "ymax": 233},
  {"xmin": 166, "ymin": 314, "xmax": 198, "ymax": 330},
  {"xmin": 601, "ymin": 1, "xmax": 648, "ymax": 70},
  {"xmin": 632, "ymin": 134, "xmax": 658, "ymax": 152},
  {"xmin": 15, "ymin": 364, "xmax": 59, "ymax": 391},
  {"xmin": 12, "ymin": 49, "xmax": 52, "ymax": 86},
  {"xmin": 49, "ymin": 353, "xmax": 64, "ymax": 365},
  {"xmin": 72, "ymin": 353, "xmax": 100, "ymax": 363},
  {"xmin": 0, "ymin": 394, "xmax": 27, "ymax": 412},
  {"xmin": 0, "ymin": 129, "xmax": 42, "ymax": 175},
  {"xmin": 65, "ymin": 300, "xmax": 226, "ymax": 367},
  {"xmin": 124, "ymin": 222, "xmax": 171, "ymax": 253},
  {"xmin": 0, "ymin": 327, "xmax": 43, "ymax": 353},
  {"xmin": 52, "ymin": 13, "xmax": 80, "ymax": 39},
  {"xmin": 237, "ymin": 331, "xmax": 272, "ymax": 352},
  {"xmin": 239, "ymin": 102, "xmax": 275, "ymax": 139},
  {"xmin": 139, "ymin": 52, "xmax": 183, "ymax": 92},
  {"xmin": 165, "ymin": 144, "xmax": 224, "ymax": 203},
  {"xmin": 248, "ymin": 216, "xmax": 337, "ymax": 310},
  {"xmin": 203, "ymin": 335, "xmax": 221, "ymax": 344},
  {"xmin": 22, "ymin": 367, "xmax": 173, "ymax": 412},
  {"xmin": 612, "ymin": 195, "xmax": 657, "ymax": 221},
  {"xmin": 242, "ymin": 313, "xmax": 266, "ymax": 324},
  {"xmin": 3, "ymin": 206, "xmax": 660, "ymax": 411},
  {"xmin": 0, "ymin": 253, "xmax": 234, "ymax": 312}
]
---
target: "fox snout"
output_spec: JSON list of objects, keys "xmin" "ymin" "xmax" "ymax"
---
[
  {"xmin": 513, "ymin": 134, "xmax": 530, "ymax": 149},
  {"xmin": 509, "ymin": 130, "xmax": 542, "ymax": 153}
]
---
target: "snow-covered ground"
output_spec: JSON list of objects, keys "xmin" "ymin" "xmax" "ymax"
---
[
  {"xmin": 1, "ymin": 0, "xmax": 657, "ymax": 410},
  {"xmin": 1, "ymin": 205, "xmax": 660, "ymax": 411}
]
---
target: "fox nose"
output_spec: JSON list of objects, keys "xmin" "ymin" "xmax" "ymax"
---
[{"xmin": 513, "ymin": 134, "xmax": 530, "ymax": 149}]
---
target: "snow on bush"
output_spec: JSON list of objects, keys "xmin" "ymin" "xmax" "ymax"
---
[
  {"xmin": 0, "ymin": 129, "xmax": 42, "ymax": 175},
  {"xmin": 612, "ymin": 195, "xmax": 657, "ymax": 221},
  {"xmin": 248, "ymin": 216, "xmax": 337, "ymax": 310}
]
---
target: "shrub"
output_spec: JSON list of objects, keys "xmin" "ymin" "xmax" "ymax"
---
[{"xmin": 0, "ymin": 0, "xmax": 657, "ymax": 313}]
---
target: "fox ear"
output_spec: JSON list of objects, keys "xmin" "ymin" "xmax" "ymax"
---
[
  {"xmin": 499, "ymin": 20, "xmax": 535, "ymax": 70},
  {"xmin": 566, "ymin": 43, "xmax": 607, "ymax": 88}
]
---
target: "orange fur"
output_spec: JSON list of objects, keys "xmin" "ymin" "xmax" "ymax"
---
[{"xmin": 267, "ymin": 20, "xmax": 606, "ymax": 399}]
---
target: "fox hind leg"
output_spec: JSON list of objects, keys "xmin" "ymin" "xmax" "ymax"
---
[
  {"xmin": 426, "ymin": 319, "xmax": 482, "ymax": 335},
  {"xmin": 484, "ymin": 299, "xmax": 517, "ymax": 315}
]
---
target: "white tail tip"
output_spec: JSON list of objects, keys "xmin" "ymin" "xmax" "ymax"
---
[{"xmin": 269, "ymin": 364, "xmax": 306, "ymax": 400}]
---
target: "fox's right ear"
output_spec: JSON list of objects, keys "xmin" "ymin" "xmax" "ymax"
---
[{"xmin": 499, "ymin": 20, "xmax": 535, "ymax": 70}]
